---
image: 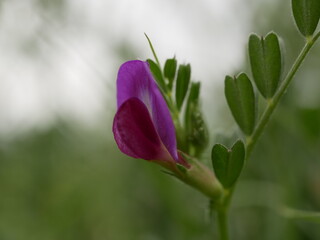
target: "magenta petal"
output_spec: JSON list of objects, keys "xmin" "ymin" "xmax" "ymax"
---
[
  {"xmin": 113, "ymin": 98, "xmax": 172, "ymax": 161},
  {"xmin": 116, "ymin": 60, "xmax": 178, "ymax": 161}
]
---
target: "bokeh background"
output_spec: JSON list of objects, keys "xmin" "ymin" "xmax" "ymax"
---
[{"xmin": 0, "ymin": 0, "xmax": 320, "ymax": 239}]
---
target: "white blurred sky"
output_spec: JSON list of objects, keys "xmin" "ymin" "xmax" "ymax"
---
[{"xmin": 0, "ymin": 0, "xmax": 276, "ymax": 137}]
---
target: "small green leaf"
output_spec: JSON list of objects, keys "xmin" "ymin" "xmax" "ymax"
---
[
  {"xmin": 175, "ymin": 64, "xmax": 191, "ymax": 110},
  {"xmin": 211, "ymin": 140, "xmax": 245, "ymax": 188},
  {"xmin": 164, "ymin": 58, "xmax": 177, "ymax": 90},
  {"xmin": 147, "ymin": 59, "xmax": 167, "ymax": 92},
  {"xmin": 225, "ymin": 73, "xmax": 256, "ymax": 135},
  {"xmin": 292, "ymin": 0, "xmax": 320, "ymax": 37},
  {"xmin": 249, "ymin": 32, "xmax": 282, "ymax": 99}
]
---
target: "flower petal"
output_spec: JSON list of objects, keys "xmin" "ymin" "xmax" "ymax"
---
[
  {"xmin": 113, "ymin": 97, "xmax": 172, "ymax": 161},
  {"xmin": 116, "ymin": 60, "xmax": 178, "ymax": 161}
]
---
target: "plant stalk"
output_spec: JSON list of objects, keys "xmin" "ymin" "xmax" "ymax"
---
[{"xmin": 217, "ymin": 208, "xmax": 229, "ymax": 240}]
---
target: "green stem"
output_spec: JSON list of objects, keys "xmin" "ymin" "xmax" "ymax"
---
[
  {"xmin": 217, "ymin": 208, "xmax": 229, "ymax": 240},
  {"xmin": 281, "ymin": 207, "xmax": 320, "ymax": 223},
  {"xmin": 246, "ymin": 32, "xmax": 320, "ymax": 157}
]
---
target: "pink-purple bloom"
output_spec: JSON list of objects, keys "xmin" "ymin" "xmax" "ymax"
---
[{"xmin": 113, "ymin": 60, "xmax": 188, "ymax": 167}]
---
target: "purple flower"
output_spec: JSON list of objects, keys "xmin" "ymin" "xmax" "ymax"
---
[{"xmin": 113, "ymin": 60, "xmax": 189, "ymax": 168}]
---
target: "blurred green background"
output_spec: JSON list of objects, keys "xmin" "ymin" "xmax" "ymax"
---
[{"xmin": 0, "ymin": 0, "xmax": 320, "ymax": 239}]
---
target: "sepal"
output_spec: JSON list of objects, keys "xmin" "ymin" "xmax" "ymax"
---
[{"xmin": 171, "ymin": 152, "xmax": 224, "ymax": 202}]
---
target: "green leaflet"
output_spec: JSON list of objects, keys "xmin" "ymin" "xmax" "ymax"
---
[
  {"xmin": 292, "ymin": 0, "xmax": 320, "ymax": 37},
  {"xmin": 225, "ymin": 73, "xmax": 256, "ymax": 135},
  {"xmin": 249, "ymin": 32, "xmax": 282, "ymax": 99},
  {"xmin": 211, "ymin": 140, "xmax": 245, "ymax": 188}
]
